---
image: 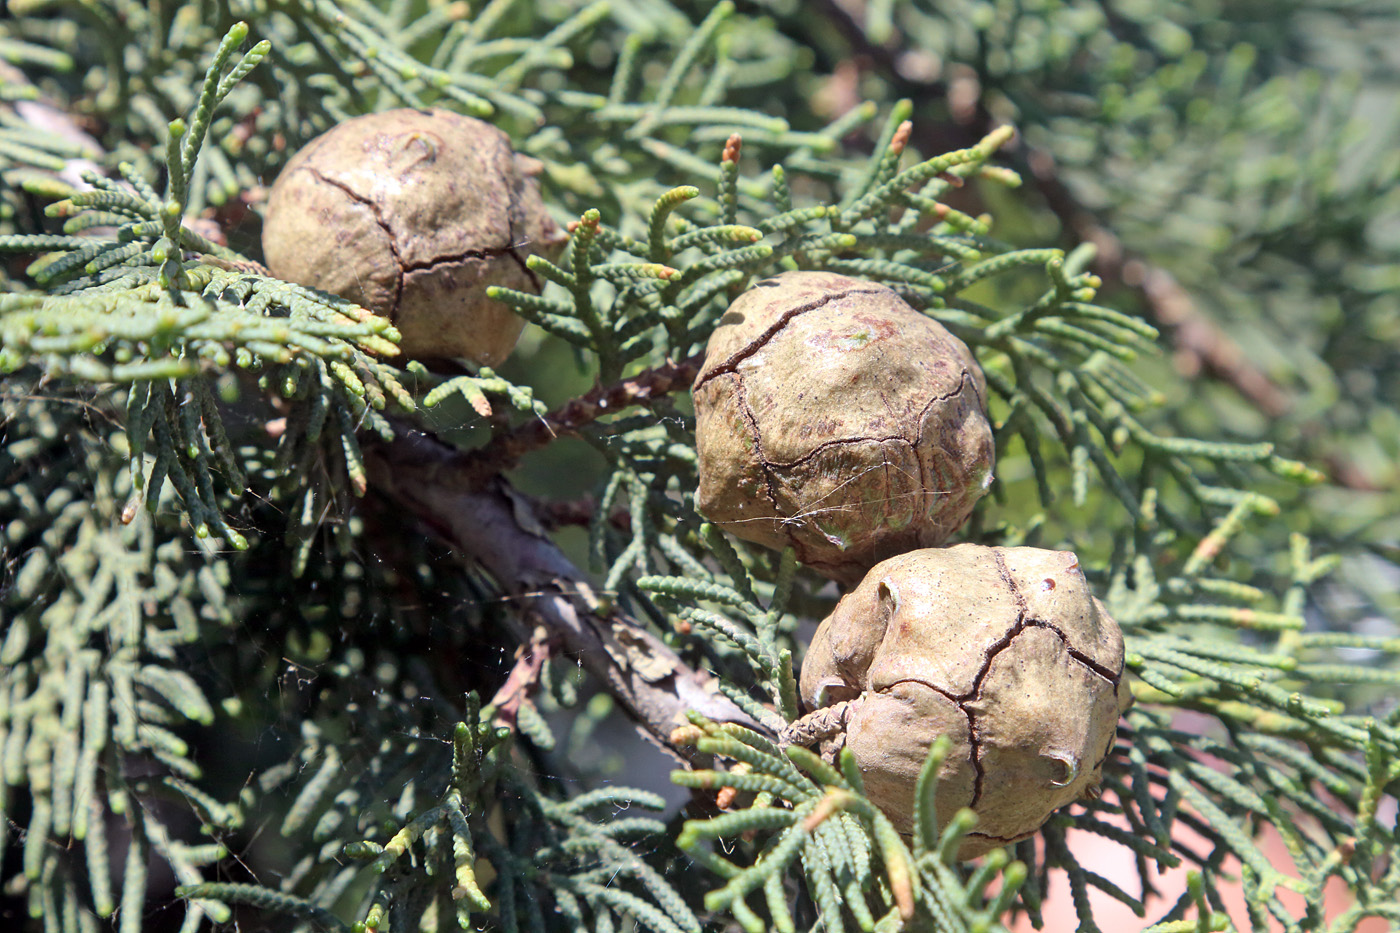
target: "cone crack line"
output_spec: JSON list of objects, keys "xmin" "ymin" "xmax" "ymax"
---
[
  {"xmin": 963, "ymin": 614, "xmax": 1121, "ymax": 698},
  {"xmin": 372, "ymin": 210, "xmax": 537, "ymax": 286},
  {"xmin": 884, "ymin": 677, "xmax": 960, "ymax": 705},
  {"xmin": 728, "ymin": 342, "xmax": 978, "ymax": 473},
  {"xmin": 501, "ymin": 215, "xmax": 543, "ymax": 292},
  {"xmin": 732, "ymin": 376, "xmax": 783, "ymax": 515},
  {"xmin": 399, "ymin": 240, "xmax": 525, "ymax": 273},
  {"xmin": 308, "ymin": 169, "xmax": 539, "ymax": 310},
  {"xmin": 991, "ymin": 550, "xmax": 1028, "ymax": 615},
  {"xmin": 987, "ymin": 552, "xmax": 1120, "ymax": 682},
  {"xmin": 1022, "ymin": 619, "xmax": 1121, "ymax": 684},
  {"xmin": 911, "ymin": 369, "xmax": 980, "ymax": 509},
  {"xmin": 914, "ymin": 369, "xmax": 978, "ymax": 429},
  {"xmin": 965, "ymin": 702, "xmax": 984, "ymax": 808},
  {"xmin": 693, "ymin": 286, "xmax": 887, "ymax": 387},
  {"xmin": 1060, "ymin": 633, "xmax": 1121, "ymax": 684},
  {"xmin": 880, "ymin": 678, "xmax": 982, "ymax": 809},
  {"xmin": 912, "ymin": 369, "xmax": 979, "ymax": 448},
  {"xmin": 504, "ymin": 245, "xmax": 540, "ymax": 290},
  {"xmin": 956, "ymin": 610, "xmax": 1119, "ymax": 809},
  {"xmin": 960, "ymin": 614, "xmax": 1108, "ymax": 802},
  {"xmin": 308, "ymin": 168, "xmax": 405, "ymax": 317},
  {"xmin": 959, "ymin": 609, "xmax": 1028, "ymax": 807},
  {"xmin": 962, "ymin": 610, "xmax": 1027, "ymax": 703},
  {"xmin": 1089, "ymin": 734, "xmax": 1118, "ymax": 777},
  {"xmin": 762, "ymin": 432, "xmax": 914, "ymax": 469}
]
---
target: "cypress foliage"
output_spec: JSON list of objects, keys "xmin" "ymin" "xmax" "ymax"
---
[{"xmin": 0, "ymin": 3, "xmax": 1396, "ymax": 932}]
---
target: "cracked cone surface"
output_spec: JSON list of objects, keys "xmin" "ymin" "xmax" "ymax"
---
[
  {"xmin": 262, "ymin": 108, "xmax": 566, "ymax": 365},
  {"xmin": 692, "ymin": 271, "xmax": 994, "ymax": 582},
  {"xmin": 800, "ymin": 544, "xmax": 1127, "ymax": 859}
]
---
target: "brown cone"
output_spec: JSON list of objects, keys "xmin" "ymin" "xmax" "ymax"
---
[
  {"xmin": 693, "ymin": 271, "xmax": 995, "ymax": 582},
  {"xmin": 262, "ymin": 108, "xmax": 567, "ymax": 365},
  {"xmin": 800, "ymin": 545, "xmax": 1127, "ymax": 859}
]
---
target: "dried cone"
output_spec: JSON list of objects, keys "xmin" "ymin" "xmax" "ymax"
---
[
  {"xmin": 692, "ymin": 271, "xmax": 994, "ymax": 582},
  {"xmin": 262, "ymin": 108, "xmax": 566, "ymax": 365},
  {"xmin": 800, "ymin": 545, "xmax": 1128, "ymax": 859}
]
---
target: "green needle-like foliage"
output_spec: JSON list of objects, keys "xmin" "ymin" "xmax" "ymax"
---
[
  {"xmin": 0, "ymin": 388, "xmax": 238, "ymax": 931},
  {"xmin": 0, "ymin": 2, "xmax": 1396, "ymax": 933}
]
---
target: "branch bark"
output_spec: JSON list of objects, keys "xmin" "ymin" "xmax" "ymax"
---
[
  {"xmin": 5, "ymin": 66, "xmax": 765, "ymax": 755},
  {"xmin": 796, "ymin": 7, "xmax": 1295, "ymax": 420},
  {"xmin": 366, "ymin": 426, "xmax": 765, "ymax": 760},
  {"xmin": 459, "ymin": 353, "xmax": 703, "ymax": 484},
  {"xmin": 1022, "ymin": 149, "xmax": 1293, "ymax": 419},
  {"xmin": 487, "ymin": 627, "xmax": 556, "ymax": 731}
]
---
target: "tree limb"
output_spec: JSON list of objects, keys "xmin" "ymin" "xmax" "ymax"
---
[
  {"xmin": 488, "ymin": 627, "xmax": 556, "ymax": 730},
  {"xmin": 795, "ymin": 6, "xmax": 1295, "ymax": 420},
  {"xmin": 1022, "ymin": 148, "xmax": 1293, "ymax": 419},
  {"xmin": 458, "ymin": 353, "xmax": 704, "ymax": 484},
  {"xmin": 365, "ymin": 426, "xmax": 766, "ymax": 760}
]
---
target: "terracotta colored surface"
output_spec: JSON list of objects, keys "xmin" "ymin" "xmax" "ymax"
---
[{"xmin": 1007, "ymin": 808, "xmax": 1389, "ymax": 932}]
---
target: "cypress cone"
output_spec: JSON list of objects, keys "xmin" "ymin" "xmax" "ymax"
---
[
  {"xmin": 262, "ymin": 108, "xmax": 566, "ymax": 365},
  {"xmin": 693, "ymin": 271, "xmax": 995, "ymax": 582},
  {"xmin": 799, "ymin": 544, "xmax": 1128, "ymax": 859}
]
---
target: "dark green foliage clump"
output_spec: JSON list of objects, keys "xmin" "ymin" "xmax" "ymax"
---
[
  {"xmin": 0, "ymin": 3, "xmax": 1397, "ymax": 933},
  {"xmin": 0, "ymin": 384, "xmax": 237, "ymax": 929}
]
